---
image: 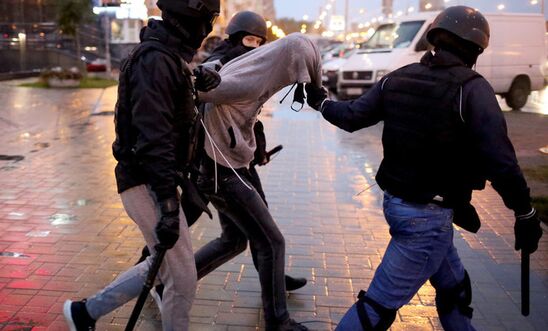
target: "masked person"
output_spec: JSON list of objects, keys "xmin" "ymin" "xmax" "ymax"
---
[
  {"xmin": 63, "ymin": 1, "xmax": 221, "ymax": 330},
  {"xmin": 195, "ymin": 10, "xmax": 307, "ymax": 292},
  {"xmin": 305, "ymin": 6, "xmax": 543, "ymax": 331},
  {"xmin": 136, "ymin": 11, "xmax": 306, "ymax": 308},
  {"xmin": 197, "ymin": 33, "xmax": 322, "ymax": 331}
]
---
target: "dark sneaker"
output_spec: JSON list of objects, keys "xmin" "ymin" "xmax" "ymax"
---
[
  {"xmin": 150, "ymin": 284, "xmax": 164, "ymax": 314},
  {"xmin": 266, "ymin": 318, "xmax": 309, "ymax": 331},
  {"xmin": 285, "ymin": 275, "xmax": 307, "ymax": 291},
  {"xmin": 63, "ymin": 299, "xmax": 96, "ymax": 331}
]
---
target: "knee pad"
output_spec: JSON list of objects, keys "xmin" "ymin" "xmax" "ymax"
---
[
  {"xmin": 355, "ymin": 290, "xmax": 397, "ymax": 331},
  {"xmin": 435, "ymin": 270, "xmax": 473, "ymax": 318}
]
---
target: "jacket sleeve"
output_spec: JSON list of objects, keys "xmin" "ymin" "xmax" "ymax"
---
[
  {"xmin": 129, "ymin": 51, "xmax": 182, "ymax": 202},
  {"xmin": 321, "ymin": 81, "xmax": 384, "ymax": 132},
  {"xmin": 464, "ymin": 78, "xmax": 531, "ymax": 214}
]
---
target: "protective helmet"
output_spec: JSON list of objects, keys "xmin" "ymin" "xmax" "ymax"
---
[
  {"xmin": 157, "ymin": 0, "xmax": 220, "ymax": 20},
  {"xmin": 427, "ymin": 6, "xmax": 490, "ymax": 51},
  {"xmin": 226, "ymin": 11, "xmax": 267, "ymax": 40}
]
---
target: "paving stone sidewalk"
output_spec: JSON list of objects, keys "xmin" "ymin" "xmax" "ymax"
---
[{"xmin": 0, "ymin": 83, "xmax": 546, "ymax": 330}]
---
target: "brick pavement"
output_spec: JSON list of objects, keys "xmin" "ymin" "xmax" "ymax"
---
[{"xmin": 0, "ymin": 82, "xmax": 546, "ymax": 330}]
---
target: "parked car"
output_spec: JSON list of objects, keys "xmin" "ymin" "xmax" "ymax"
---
[
  {"xmin": 322, "ymin": 43, "xmax": 355, "ymax": 62},
  {"xmin": 86, "ymin": 58, "xmax": 107, "ymax": 73},
  {"xmin": 337, "ymin": 11, "xmax": 546, "ymax": 110},
  {"xmin": 322, "ymin": 48, "xmax": 358, "ymax": 93}
]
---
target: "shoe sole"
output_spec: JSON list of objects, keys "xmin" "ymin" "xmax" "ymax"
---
[{"xmin": 63, "ymin": 300, "xmax": 77, "ymax": 331}]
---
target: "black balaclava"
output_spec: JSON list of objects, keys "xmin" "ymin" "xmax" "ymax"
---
[
  {"xmin": 162, "ymin": 11, "xmax": 213, "ymax": 50},
  {"xmin": 228, "ymin": 31, "xmax": 256, "ymax": 52},
  {"xmin": 431, "ymin": 30, "xmax": 482, "ymax": 68}
]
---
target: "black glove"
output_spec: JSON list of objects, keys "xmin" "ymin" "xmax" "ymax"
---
[
  {"xmin": 305, "ymin": 83, "xmax": 328, "ymax": 111},
  {"xmin": 514, "ymin": 208, "xmax": 543, "ymax": 254},
  {"xmin": 155, "ymin": 197, "xmax": 180, "ymax": 249},
  {"xmin": 193, "ymin": 65, "xmax": 221, "ymax": 92},
  {"xmin": 253, "ymin": 120, "xmax": 269, "ymax": 166}
]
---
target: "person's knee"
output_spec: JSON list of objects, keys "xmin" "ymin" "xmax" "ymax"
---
[
  {"xmin": 269, "ymin": 231, "xmax": 285, "ymax": 252},
  {"xmin": 233, "ymin": 237, "xmax": 248, "ymax": 254},
  {"xmin": 435, "ymin": 270, "xmax": 473, "ymax": 318},
  {"xmin": 353, "ymin": 290, "xmax": 397, "ymax": 330}
]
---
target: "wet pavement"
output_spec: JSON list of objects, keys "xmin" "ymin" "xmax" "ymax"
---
[{"xmin": 0, "ymin": 81, "xmax": 546, "ymax": 331}]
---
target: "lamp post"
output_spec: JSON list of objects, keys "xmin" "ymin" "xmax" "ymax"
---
[
  {"xmin": 344, "ymin": 0, "xmax": 349, "ymax": 40},
  {"xmin": 102, "ymin": 13, "xmax": 112, "ymax": 75}
]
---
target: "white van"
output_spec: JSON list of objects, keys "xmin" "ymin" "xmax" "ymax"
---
[{"xmin": 336, "ymin": 11, "xmax": 546, "ymax": 110}]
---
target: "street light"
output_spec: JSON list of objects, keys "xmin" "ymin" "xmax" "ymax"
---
[
  {"xmin": 497, "ymin": 4, "xmax": 505, "ymax": 10},
  {"xmin": 530, "ymin": 0, "xmax": 545, "ymax": 15}
]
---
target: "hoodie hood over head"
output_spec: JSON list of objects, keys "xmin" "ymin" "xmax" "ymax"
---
[{"xmin": 199, "ymin": 33, "xmax": 322, "ymax": 168}]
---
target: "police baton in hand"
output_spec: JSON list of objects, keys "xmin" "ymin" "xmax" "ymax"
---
[
  {"xmin": 521, "ymin": 250, "xmax": 529, "ymax": 316},
  {"xmin": 250, "ymin": 145, "xmax": 283, "ymax": 166},
  {"xmin": 125, "ymin": 245, "xmax": 167, "ymax": 331}
]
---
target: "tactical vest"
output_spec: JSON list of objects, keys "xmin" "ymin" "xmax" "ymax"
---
[{"xmin": 376, "ymin": 63, "xmax": 484, "ymax": 205}]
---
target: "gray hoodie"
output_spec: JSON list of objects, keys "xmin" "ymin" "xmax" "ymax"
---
[{"xmin": 199, "ymin": 33, "xmax": 322, "ymax": 169}]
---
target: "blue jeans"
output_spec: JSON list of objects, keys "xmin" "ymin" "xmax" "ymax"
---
[{"xmin": 336, "ymin": 192, "xmax": 476, "ymax": 331}]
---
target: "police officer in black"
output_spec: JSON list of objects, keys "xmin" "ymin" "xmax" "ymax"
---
[
  {"xmin": 63, "ymin": 1, "xmax": 220, "ymax": 330},
  {"xmin": 305, "ymin": 6, "xmax": 543, "ymax": 331},
  {"xmin": 137, "ymin": 10, "xmax": 306, "ymax": 307}
]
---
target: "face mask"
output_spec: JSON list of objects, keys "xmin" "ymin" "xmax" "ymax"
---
[
  {"xmin": 185, "ymin": 18, "xmax": 213, "ymax": 49},
  {"xmin": 241, "ymin": 35, "xmax": 264, "ymax": 48},
  {"xmin": 163, "ymin": 12, "xmax": 213, "ymax": 50}
]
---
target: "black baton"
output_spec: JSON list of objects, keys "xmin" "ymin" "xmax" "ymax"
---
[
  {"xmin": 521, "ymin": 250, "xmax": 530, "ymax": 316},
  {"xmin": 125, "ymin": 245, "xmax": 167, "ymax": 331},
  {"xmin": 250, "ymin": 145, "xmax": 283, "ymax": 166}
]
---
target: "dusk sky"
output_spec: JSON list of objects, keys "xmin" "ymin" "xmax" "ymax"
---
[{"xmin": 273, "ymin": 0, "xmax": 547, "ymax": 21}]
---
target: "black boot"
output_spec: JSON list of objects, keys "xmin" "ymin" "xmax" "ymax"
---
[
  {"xmin": 266, "ymin": 318, "xmax": 308, "ymax": 331},
  {"xmin": 285, "ymin": 275, "xmax": 307, "ymax": 291}
]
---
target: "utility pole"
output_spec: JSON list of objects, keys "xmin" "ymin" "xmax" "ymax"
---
[
  {"xmin": 102, "ymin": 14, "xmax": 112, "ymax": 75},
  {"xmin": 344, "ymin": 0, "xmax": 349, "ymax": 39},
  {"xmin": 382, "ymin": 0, "xmax": 393, "ymax": 16}
]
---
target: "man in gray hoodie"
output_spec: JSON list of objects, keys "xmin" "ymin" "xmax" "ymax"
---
[{"xmin": 197, "ymin": 33, "xmax": 322, "ymax": 331}]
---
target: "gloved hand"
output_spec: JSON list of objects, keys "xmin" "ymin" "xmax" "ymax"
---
[
  {"xmin": 155, "ymin": 197, "xmax": 180, "ymax": 249},
  {"xmin": 305, "ymin": 84, "xmax": 328, "ymax": 111},
  {"xmin": 193, "ymin": 65, "xmax": 221, "ymax": 92},
  {"xmin": 514, "ymin": 208, "xmax": 543, "ymax": 254}
]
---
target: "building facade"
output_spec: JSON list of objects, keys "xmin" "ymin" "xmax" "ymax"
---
[
  {"xmin": 222, "ymin": 0, "xmax": 276, "ymax": 20},
  {"xmin": 144, "ymin": 0, "xmax": 275, "ymax": 36}
]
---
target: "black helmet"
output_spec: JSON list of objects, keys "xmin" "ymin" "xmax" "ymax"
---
[
  {"xmin": 226, "ymin": 11, "xmax": 267, "ymax": 40},
  {"xmin": 427, "ymin": 6, "xmax": 490, "ymax": 51},
  {"xmin": 157, "ymin": 0, "xmax": 220, "ymax": 20}
]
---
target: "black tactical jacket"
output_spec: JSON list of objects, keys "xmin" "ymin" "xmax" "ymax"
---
[
  {"xmin": 112, "ymin": 19, "xmax": 196, "ymax": 202},
  {"xmin": 321, "ymin": 50, "xmax": 531, "ymax": 216}
]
